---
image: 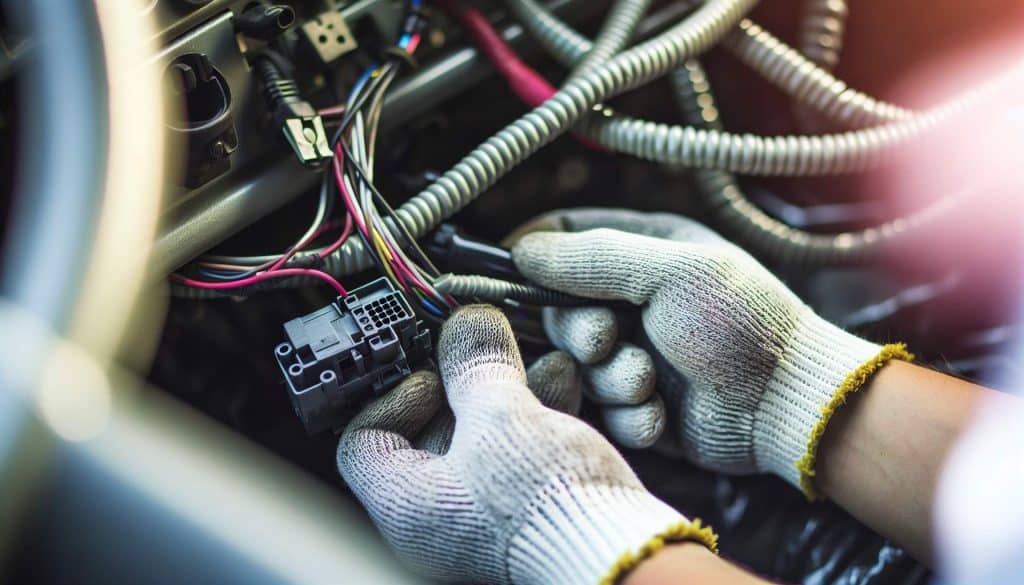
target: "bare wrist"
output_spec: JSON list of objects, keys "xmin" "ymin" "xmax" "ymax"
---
[{"xmin": 624, "ymin": 542, "xmax": 770, "ymax": 585}]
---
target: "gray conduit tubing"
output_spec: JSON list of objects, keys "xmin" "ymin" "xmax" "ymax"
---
[
  {"xmin": 569, "ymin": 0, "xmax": 651, "ymax": 79},
  {"xmin": 507, "ymin": 0, "xmax": 1019, "ymax": 164},
  {"xmin": 505, "ymin": 0, "xmax": 906, "ymax": 125},
  {"xmin": 793, "ymin": 0, "xmax": 848, "ymax": 129},
  {"xmin": 320, "ymin": 0, "xmax": 760, "ymax": 276},
  {"xmin": 507, "ymin": 0, "xmax": 966, "ymax": 264},
  {"xmin": 669, "ymin": 60, "xmax": 963, "ymax": 265},
  {"xmin": 724, "ymin": 19, "xmax": 910, "ymax": 127},
  {"xmin": 799, "ymin": 0, "xmax": 847, "ymax": 72}
]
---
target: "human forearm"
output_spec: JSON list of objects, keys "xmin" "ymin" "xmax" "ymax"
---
[
  {"xmin": 624, "ymin": 543, "xmax": 772, "ymax": 585},
  {"xmin": 816, "ymin": 360, "xmax": 992, "ymax": 563}
]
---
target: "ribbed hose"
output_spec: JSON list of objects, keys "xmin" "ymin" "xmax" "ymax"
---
[
  {"xmin": 722, "ymin": 19, "xmax": 910, "ymax": 127},
  {"xmin": 505, "ymin": 0, "xmax": 949, "ymax": 169},
  {"xmin": 507, "ymin": 0, "xmax": 1022, "ymax": 165},
  {"xmin": 505, "ymin": 0, "xmax": 905, "ymax": 127},
  {"xmin": 435, "ymin": 274, "xmax": 590, "ymax": 305},
  {"xmin": 504, "ymin": 0, "xmax": 594, "ymax": 66},
  {"xmin": 569, "ymin": 0, "xmax": 650, "ymax": 78},
  {"xmin": 504, "ymin": 2, "xmax": 968, "ymax": 262},
  {"xmin": 580, "ymin": 63, "xmax": 1015, "ymax": 176},
  {"xmin": 671, "ymin": 60, "xmax": 962, "ymax": 265},
  {"xmin": 321, "ymin": 0, "xmax": 760, "ymax": 276},
  {"xmin": 793, "ymin": 0, "xmax": 848, "ymax": 130},
  {"xmin": 799, "ymin": 0, "xmax": 847, "ymax": 71}
]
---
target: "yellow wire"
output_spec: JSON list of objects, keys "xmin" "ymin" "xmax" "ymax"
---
[{"xmin": 372, "ymin": 231, "xmax": 403, "ymax": 287}]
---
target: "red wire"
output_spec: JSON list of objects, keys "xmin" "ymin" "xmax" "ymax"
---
[
  {"xmin": 307, "ymin": 217, "xmax": 346, "ymax": 241},
  {"xmin": 334, "ymin": 146, "xmax": 371, "ymax": 238},
  {"xmin": 318, "ymin": 213, "xmax": 354, "ymax": 258},
  {"xmin": 436, "ymin": 0, "xmax": 605, "ymax": 151},
  {"xmin": 179, "ymin": 152, "xmax": 357, "ymax": 296},
  {"xmin": 405, "ymin": 33, "xmax": 422, "ymax": 54},
  {"xmin": 332, "ymin": 142, "xmax": 442, "ymax": 302},
  {"xmin": 437, "ymin": 0, "xmax": 555, "ymax": 106},
  {"xmin": 172, "ymin": 268, "xmax": 348, "ymax": 297}
]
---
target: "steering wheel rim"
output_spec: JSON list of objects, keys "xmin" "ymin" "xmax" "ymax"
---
[{"xmin": 0, "ymin": 0, "xmax": 165, "ymax": 553}]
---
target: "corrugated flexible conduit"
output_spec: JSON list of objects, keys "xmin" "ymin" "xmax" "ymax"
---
[
  {"xmin": 505, "ymin": 0, "xmax": 969, "ymax": 264},
  {"xmin": 319, "ymin": 0, "xmax": 760, "ymax": 276}
]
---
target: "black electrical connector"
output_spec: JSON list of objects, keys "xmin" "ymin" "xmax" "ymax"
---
[
  {"xmin": 164, "ymin": 52, "xmax": 238, "ymax": 188},
  {"xmin": 275, "ymin": 278, "xmax": 432, "ymax": 435},
  {"xmin": 235, "ymin": 4, "xmax": 295, "ymax": 40},
  {"xmin": 426, "ymin": 224, "xmax": 520, "ymax": 280},
  {"xmin": 426, "ymin": 224, "xmax": 616, "ymax": 307},
  {"xmin": 255, "ymin": 57, "xmax": 332, "ymax": 167}
]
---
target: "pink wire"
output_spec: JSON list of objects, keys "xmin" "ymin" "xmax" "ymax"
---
[
  {"xmin": 318, "ymin": 103, "xmax": 347, "ymax": 117},
  {"xmin": 437, "ymin": 1, "xmax": 605, "ymax": 151},
  {"xmin": 173, "ymin": 268, "xmax": 348, "ymax": 297},
  {"xmin": 437, "ymin": 0, "xmax": 554, "ymax": 106},
  {"xmin": 333, "ymin": 142, "xmax": 441, "ymax": 301},
  {"xmin": 269, "ymin": 222, "xmax": 317, "ymax": 272},
  {"xmin": 308, "ymin": 217, "xmax": 346, "ymax": 240},
  {"xmin": 334, "ymin": 147, "xmax": 371, "ymax": 238},
  {"xmin": 318, "ymin": 213, "xmax": 354, "ymax": 258},
  {"xmin": 405, "ymin": 33, "xmax": 422, "ymax": 55}
]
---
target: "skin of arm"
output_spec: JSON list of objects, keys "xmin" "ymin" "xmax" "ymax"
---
[
  {"xmin": 816, "ymin": 360, "xmax": 1007, "ymax": 564},
  {"xmin": 624, "ymin": 543, "xmax": 772, "ymax": 585},
  {"xmin": 628, "ymin": 361, "xmax": 1014, "ymax": 583}
]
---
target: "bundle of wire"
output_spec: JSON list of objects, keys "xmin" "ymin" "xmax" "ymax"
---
[
  {"xmin": 169, "ymin": 180, "xmax": 352, "ymax": 297},
  {"xmin": 330, "ymin": 23, "xmax": 458, "ymax": 321},
  {"xmin": 170, "ymin": 0, "xmax": 450, "ymax": 314}
]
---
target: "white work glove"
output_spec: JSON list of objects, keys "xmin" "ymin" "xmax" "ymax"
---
[
  {"xmin": 415, "ymin": 349, "xmax": 584, "ymax": 455},
  {"xmin": 337, "ymin": 305, "xmax": 717, "ymax": 584},
  {"xmin": 510, "ymin": 208, "xmax": 911, "ymax": 497}
]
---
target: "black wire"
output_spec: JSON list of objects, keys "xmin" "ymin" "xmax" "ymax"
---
[
  {"xmin": 326, "ymin": 163, "xmax": 388, "ymax": 276},
  {"xmin": 373, "ymin": 189, "xmax": 441, "ymax": 277},
  {"xmin": 340, "ymin": 79, "xmax": 444, "ymax": 284},
  {"xmin": 330, "ymin": 52, "xmax": 447, "ymax": 310},
  {"xmin": 338, "ymin": 100, "xmax": 442, "ymax": 280},
  {"xmin": 333, "ymin": 61, "xmax": 398, "ymax": 144},
  {"xmin": 200, "ymin": 178, "xmax": 332, "ymax": 279}
]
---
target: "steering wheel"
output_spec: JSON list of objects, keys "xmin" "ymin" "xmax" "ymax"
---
[{"xmin": 0, "ymin": 2, "xmax": 417, "ymax": 582}]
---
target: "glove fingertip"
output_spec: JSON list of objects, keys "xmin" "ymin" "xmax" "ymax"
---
[
  {"xmin": 602, "ymin": 395, "xmax": 666, "ymax": 450},
  {"xmin": 527, "ymin": 350, "xmax": 583, "ymax": 415},
  {"xmin": 439, "ymin": 305, "xmax": 526, "ymax": 391},
  {"xmin": 585, "ymin": 343, "xmax": 656, "ymax": 405},
  {"xmin": 543, "ymin": 307, "xmax": 617, "ymax": 365}
]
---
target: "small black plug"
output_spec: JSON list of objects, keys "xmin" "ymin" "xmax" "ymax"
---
[{"xmin": 235, "ymin": 4, "xmax": 295, "ymax": 40}]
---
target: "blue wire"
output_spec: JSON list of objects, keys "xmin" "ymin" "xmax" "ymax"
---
[
  {"xmin": 419, "ymin": 297, "xmax": 445, "ymax": 318},
  {"xmin": 354, "ymin": 0, "xmax": 418, "ymax": 98},
  {"xmin": 197, "ymin": 268, "xmax": 248, "ymax": 281},
  {"xmin": 350, "ymin": 64, "xmax": 377, "ymax": 100}
]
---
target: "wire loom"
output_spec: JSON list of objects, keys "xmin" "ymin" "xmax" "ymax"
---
[
  {"xmin": 320, "ymin": 0, "xmax": 1019, "ymax": 276},
  {"xmin": 434, "ymin": 274, "xmax": 593, "ymax": 306},
  {"xmin": 320, "ymin": 0, "xmax": 760, "ymax": 276}
]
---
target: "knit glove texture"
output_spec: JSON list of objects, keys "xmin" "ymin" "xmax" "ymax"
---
[
  {"xmin": 511, "ymin": 208, "xmax": 911, "ymax": 496},
  {"xmin": 337, "ymin": 305, "xmax": 716, "ymax": 584}
]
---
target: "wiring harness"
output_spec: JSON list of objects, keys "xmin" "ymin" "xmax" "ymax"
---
[{"xmin": 172, "ymin": 0, "xmax": 1022, "ymax": 302}]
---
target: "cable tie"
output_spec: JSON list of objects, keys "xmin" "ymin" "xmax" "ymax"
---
[{"xmin": 383, "ymin": 46, "xmax": 419, "ymax": 70}]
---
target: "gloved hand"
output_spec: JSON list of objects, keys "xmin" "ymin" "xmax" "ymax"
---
[
  {"xmin": 415, "ymin": 348, "xmax": 584, "ymax": 454},
  {"xmin": 337, "ymin": 305, "xmax": 716, "ymax": 584},
  {"xmin": 510, "ymin": 209, "xmax": 911, "ymax": 497}
]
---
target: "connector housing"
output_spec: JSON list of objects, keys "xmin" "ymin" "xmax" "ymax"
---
[
  {"xmin": 275, "ymin": 278, "xmax": 431, "ymax": 434},
  {"xmin": 301, "ymin": 10, "xmax": 358, "ymax": 64}
]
